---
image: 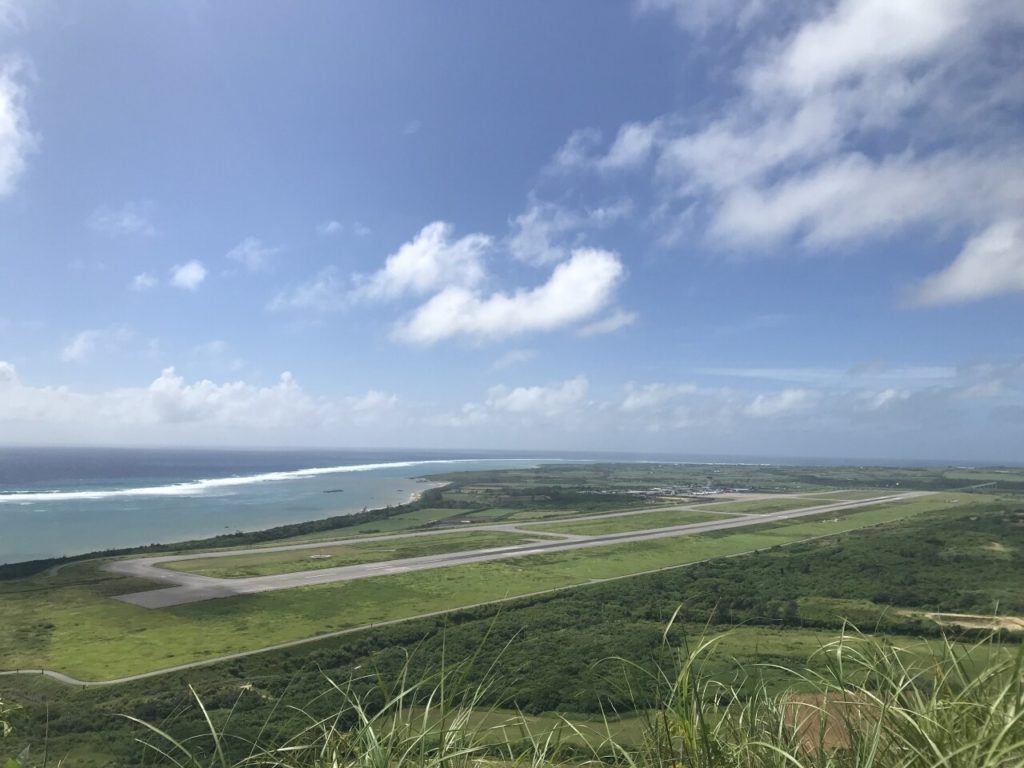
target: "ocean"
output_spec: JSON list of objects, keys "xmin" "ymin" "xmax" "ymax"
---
[
  {"xmin": 0, "ymin": 447, "xmax": 570, "ymax": 564},
  {"xmin": 0, "ymin": 446, "xmax": 980, "ymax": 565}
]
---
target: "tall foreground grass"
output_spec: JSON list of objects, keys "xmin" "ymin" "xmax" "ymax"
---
[{"xmin": 125, "ymin": 627, "xmax": 1024, "ymax": 768}]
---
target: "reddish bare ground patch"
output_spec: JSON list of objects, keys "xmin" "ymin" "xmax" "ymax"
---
[
  {"xmin": 925, "ymin": 612, "xmax": 1024, "ymax": 632},
  {"xmin": 784, "ymin": 693, "xmax": 871, "ymax": 753}
]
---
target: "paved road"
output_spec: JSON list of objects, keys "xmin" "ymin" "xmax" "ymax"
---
[{"xmin": 107, "ymin": 492, "xmax": 927, "ymax": 609}]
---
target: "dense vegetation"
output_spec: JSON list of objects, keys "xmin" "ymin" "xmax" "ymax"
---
[
  {"xmin": 2, "ymin": 493, "xmax": 1020, "ymax": 766},
  {"xmin": 4, "ymin": 630, "xmax": 1022, "ymax": 767}
]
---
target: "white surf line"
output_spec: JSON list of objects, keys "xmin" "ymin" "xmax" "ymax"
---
[
  {"xmin": 109, "ymin": 492, "xmax": 928, "ymax": 609},
  {"xmin": 0, "ymin": 457, "xmax": 563, "ymax": 504}
]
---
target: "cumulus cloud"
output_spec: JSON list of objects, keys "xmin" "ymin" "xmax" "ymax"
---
[
  {"xmin": 914, "ymin": 219, "xmax": 1024, "ymax": 305},
  {"xmin": 144, "ymin": 368, "xmax": 322, "ymax": 426},
  {"xmin": 439, "ymin": 376, "xmax": 590, "ymax": 427},
  {"xmin": 354, "ymin": 221, "xmax": 490, "ymax": 301},
  {"xmin": 3, "ymin": 359, "xmax": 1022, "ymax": 456},
  {"xmin": 87, "ymin": 201, "xmax": 156, "ymax": 236},
  {"xmin": 394, "ymin": 248, "xmax": 625, "ymax": 344},
  {"xmin": 0, "ymin": 59, "xmax": 35, "ymax": 197},
  {"xmin": 487, "ymin": 376, "xmax": 588, "ymax": 417},
  {"xmin": 226, "ymin": 237, "xmax": 281, "ymax": 271},
  {"xmin": 170, "ymin": 260, "xmax": 207, "ymax": 291},
  {"xmin": 0, "ymin": 360, "xmax": 416, "ymax": 445}
]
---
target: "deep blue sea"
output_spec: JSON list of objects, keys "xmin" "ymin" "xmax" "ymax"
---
[{"xmin": 0, "ymin": 447, "xmax": 578, "ymax": 564}]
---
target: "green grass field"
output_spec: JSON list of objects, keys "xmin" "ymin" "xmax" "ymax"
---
[
  {"xmin": 810, "ymin": 489, "xmax": 893, "ymax": 500},
  {"xmin": 0, "ymin": 493, "xmax": 955, "ymax": 680},
  {"xmin": 702, "ymin": 496, "xmax": 841, "ymax": 514},
  {"xmin": 523, "ymin": 508, "xmax": 724, "ymax": 536},
  {"xmin": 160, "ymin": 530, "xmax": 535, "ymax": 578}
]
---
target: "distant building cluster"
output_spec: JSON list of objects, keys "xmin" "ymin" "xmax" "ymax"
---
[{"xmin": 590, "ymin": 485, "xmax": 752, "ymax": 499}]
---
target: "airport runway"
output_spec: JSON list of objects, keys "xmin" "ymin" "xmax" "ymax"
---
[{"xmin": 107, "ymin": 491, "xmax": 929, "ymax": 609}]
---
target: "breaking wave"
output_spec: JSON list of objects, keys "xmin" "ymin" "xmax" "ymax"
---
[{"xmin": 0, "ymin": 458, "xmax": 530, "ymax": 504}]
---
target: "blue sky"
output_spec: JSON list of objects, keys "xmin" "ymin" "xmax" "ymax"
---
[{"xmin": 1, "ymin": 0, "xmax": 1023, "ymax": 461}]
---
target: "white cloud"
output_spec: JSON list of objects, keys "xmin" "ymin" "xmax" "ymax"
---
[
  {"xmin": 0, "ymin": 59, "xmax": 35, "ymax": 197},
  {"xmin": 353, "ymin": 221, "xmax": 372, "ymax": 236},
  {"xmin": 170, "ymin": 260, "xmax": 207, "ymax": 291},
  {"xmin": 267, "ymin": 267, "xmax": 346, "ymax": 313},
  {"xmin": 0, "ymin": 359, "xmax": 16, "ymax": 384},
  {"xmin": 858, "ymin": 388, "xmax": 910, "ymax": 411},
  {"xmin": 0, "ymin": 1, "xmax": 28, "ymax": 29},
  {"xmin": 486, "ymin": 375, "xmax": 589, "ymax": 418},
  {"xmin": 752, "ymin": 0, "xmax": 970, "ymax": 97},
  {"xmin": 3, "ymin": 359, "xmax": 1022, "ymax": 456},
  {"xmin": 549, "ymin": 127, "xmax": 602, "ymax": 173},
  {"xmin": 745, "ymin": 388, "xmax": 820, "ymax": 418},
  {"xmin": 130, "ymin": 272, "xmax": 157, "ymax": 291},
  {"xmin": 635, "ymin": 0, "xmax": 768, "ymax": 33},
  {"xmin": 600, "ymin": 122, "xmax": 659, "ymax": 171},
  {"xmin": 0, "ymin": 361, "xmax": 415, "ymax": 444},
  {"xmin": 395, "ymin": 248, "xmax": 625, "ymax": 345},
  {"xmin": 60, "ymin": 330, "xmax": 100, "ymax": 363},
  {"xmin": 701, "ymin": 365, "xmax": 955, "ymax": 386},
  {"xmin": 87, "ymin": 201, "xmax": 155, "ymax": 236},
  {"xmin": 355, "ymin": 221, "xmax": 490, "ymax": 301},
  {"xmin": 346, "ymin": 389, "xmax": 398, "ymax": 418},
  {"xmin": 402, "ymin": 119, "xmax": 421, "ymax": 136},
  {"xmin": 621, "ymin": 382, "xmax": 697, "ymax": 412},
  {"xmin": 226, "ymin": 236, "xmax": 281, "ymax": 272},
  {"xmin": 577, "ymin": 309, "xmax": 637, "ymax": 337},
  {"xmin": 490, "ymin": 348, "xmax": 535, "ymax": 371},
  {"xmin": 316, "ymin": 220, "xmax": 342, "ymax": 236},
  {"xmin": 59, "ymin": 327, "xmax": 133, "ymax": 364},
  {"xmin": 507, "ymin": 200, "xmax": 632, "ymax": 265},
  {"xmin": 507, "ymin": 203, "xmax": 579, "ymax": 266},
  {"xmin": 564, "ymin": 0, "xmax": 1024, "ymax": 306},
  {"xmin": 914, "ymin": 219, "xmax": 1024, "ymax": 306},
  {"xmin": 708, "ymin": 152, "xmax": 1024, "ymax": 248},
  {"xmin": 143, "ymin": 368, "xmax": 323, "ymax": 427}
]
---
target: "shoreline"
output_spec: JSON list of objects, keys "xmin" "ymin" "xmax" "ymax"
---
[{"xmin": 2, "ymin": 478, "xmax": 460, "ymax": 572}]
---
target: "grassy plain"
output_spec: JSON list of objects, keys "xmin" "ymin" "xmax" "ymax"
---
[
  {"xmin": 0, "ymin": 467, "xmax": 1020, "ymax": 767},
  {"xmin": 702, "ymin": 496, "xmax": 845, "ymax": 514},
  {"xmin": 0, "ymin": 493, "xmax": 955, "ymax": 680},
  {"xmin": 160, "ymin": 530, "xmax": 535, "ymax": 578},
  {"xmin": 524, "ymin": 508, "xmax": 725, "ymax": 536}
]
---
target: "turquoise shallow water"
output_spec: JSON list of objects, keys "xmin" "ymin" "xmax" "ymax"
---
[{"xmin": 0, "ymin": 448, "xmax": 564, "ymax": 563}]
